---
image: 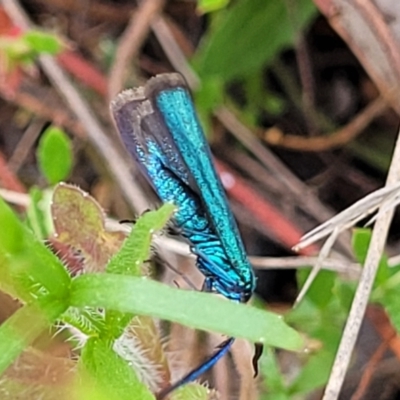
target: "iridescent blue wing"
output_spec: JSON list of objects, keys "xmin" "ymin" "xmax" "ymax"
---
[
  {"xmin": 110, "ymin": 84, "xmax": 195, "ymax": 191},
  {"xmin": 111, "ymin": 73, "xmax": 254, "ymax": 298},
  {"xmin": 144, "ymin": 74, "xmax": 254, "ymax": 292}
]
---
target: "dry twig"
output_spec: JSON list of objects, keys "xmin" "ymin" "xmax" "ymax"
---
[
  {"xmin": 321, "ymin": 126, "xmax": 400, "ymax": 400},
  {"xmin": 263, "ymin": 96, "xmax": 388, "ymax": 151},
  {"xmin": 350, "ymin": 339, "xmax": 389, "ymax": 400},
  {"xmin": 8, "ymin": 118, "xmax": 46, "ymax": 173},
  {"xmin": 108, "ymin": 0, "xmax": 165, "ymax": 99}
]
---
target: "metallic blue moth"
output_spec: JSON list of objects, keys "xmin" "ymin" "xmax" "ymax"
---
[{"xmin": 111, "ymin": 73, "xmax": 256, "ymax": 398}]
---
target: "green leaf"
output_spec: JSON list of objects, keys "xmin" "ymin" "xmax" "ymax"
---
[
  {"xmin": 105, "ymin": 203, "xmax": 175, "ymax": 337},
  {"xmin": 263, "ymin": 92, "xmax": 286, "ymax": 115},
  {"xmin": 287, "ymin": 288, "xmax": 345, "ymax": 349},
  {"xmin": 373, "ymin": 265, "xmax": 400, "ymax": 332},
  {"xmin": 378, "ymin": 288, "xmax": 400, "ymax": 332},
  {"xmin": 296, "ymin": 268, "xmax": 335, "ymax": 309},
  {"xmin": 304, "ymin": 270, "xmax": 335, "ymax": 309},
  {"xmin": 352, "ymin": 228, "xmax": 389, "ymax": 286},
  {"xmin": 0, "ymin": 297, "xmax": 67, "ymax": 375},
  {"xmin": 0, "ymin": 197, "xmax": 24, "ymax": 255},
  {"xmin": 37, "ymin": 126, "xmax": 73, "ymax": 185},
  {"xmin": 288, "ymin": 350, "xmax": 334, "ymax": 395},
  {"xmin": 351, "ymin": 228, "xmax": 371, "ymax": 264},
  {"xmin": 23, "ymin": 30, "xmax": 62, "ymax": 55},
  {"xmin": 70, "ymin": 274, "xmax": 302, "ymax": 350},
  {"xmin": 171, "ymin": 383, "xmax": 210, "ymax": 400},
  {"xmin": 78, "ymin": 338, "xmax": 154, "ymax": 400},
  {"xmin": 106, "ymin": 203, "xmax": 175, "ymax": 276},
  {"xmin": 349, "ymin": 134, "xmax": 394, "ymax": 173},
  {"xmin": 260, "ymin": 347, "xmax": 289, "ymax": 399},
  {"xmin": 198, "ymin": 0, "xmax": 230, "ymax": 13},
  {"xmin": 241, "ymin": 72, "xmax": 286, "ymax": 121},
  {"xmin": 0, "ymin": 196, "xmax": 71, "ymax": 301},
  {"xmin": 335, "ymin": 281, "xmax": 356, "ymax": 312},
  {"xmin": 285, "ymin": 297, "xmax": 321, "ymax": 335},
  {"xmin": 195, "ymin": 0, "xmax": 317, "ymax": 81},
  {"xmin": 194, "ymin": 76, "xmax": 224, "ymax": 133}
]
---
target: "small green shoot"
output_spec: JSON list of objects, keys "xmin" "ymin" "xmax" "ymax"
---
[
  {"xmin": 0, "ymin": 29, "xmax": 62, "ymax": 68},
  {"xmin": 37, "ymin": 126, "xmax": 73, "ymax": 185}
]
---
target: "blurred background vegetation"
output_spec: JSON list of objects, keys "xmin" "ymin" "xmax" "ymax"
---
[{"xmin": 1, "ymin": 0, "xmax": 400, "ymax": 399}]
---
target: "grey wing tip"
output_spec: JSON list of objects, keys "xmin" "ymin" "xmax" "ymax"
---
[
  {"xmin": 110, "ymin": 86, "xmax": 146, "ymax": 112},
  {"xmin": 110, "ymin": 73, "xmax": 188, "ymax": 112},
  {"xmin": 145, "ymin": 72, "xmax": 188, "ymax": 95}
]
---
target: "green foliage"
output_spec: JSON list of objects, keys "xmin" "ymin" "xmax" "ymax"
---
[
  {"xmin": 260, "ymin": 347, "xmax": 290, "ymax": 400},
  {"xmin": 349, "ymin": 134, "xmax": 395, "ymax": 173},
  {"xmin": 37, "ymin": 126, "xmax": 73, "ymax": 185},
  {"xmin": 194, "ymin": 76, "xmax": 224, "ymax": 134},
  {"xmin": 70, "ymin": 273, "xmax": 302, "ymax": 350},
  {"xmin": 243, "ymin": 72, "xmax": 286, "ymax": 119},
  {"xmin": 0, "ymin": 186, "xmax": 301, "ymax": 399},
  {"xmin": 298, "ymin": 269, "xmax": 336, "ymax": 309},
  {"xmin": 23, "ymin": 30, "xmax": 61, "ymax": 54},
  {"xmin": 0, "ymin": 196, "xmax": 70, "ymax": 302},
  {"xmin": 106, "ymin": 205, "xmax": 175, "ymax": 276},
  {"xmin": 192, "ymin": 0, "xmax": 316, "ymax": 136},
  {"xmin": 288, "ymin": 349, "xmax": 334, "ymax": 396},
  {"xmin": 197, "ymin": 0, "xmax": 230, "ymax": 13},
  {"xmin": 171, "ymin": 383, "xmax": 210, "ymax": 400},
  {"xmin": 281, "ymin": 275, "xmax": 347, "ymax": 398},
  {"xmin": 359, "ymin": 228, "xmax": 400, "ymax": 333},
  {"xmin": 194, "ymin": 0, "xmax": 317, "ymax": 81},
  {"xmin": 259, "ymin": 227, "xmax": 400, "ymax": 400},
  {"xmin": 0, "ymin": 29, "xmax": 62, "ymax": 68},
  {"xmin": 78, "ymin": 338, "xmax": 154, "ymax": 400}
]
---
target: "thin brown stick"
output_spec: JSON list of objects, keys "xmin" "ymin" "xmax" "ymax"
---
[
  {"xmin": 296, "ymin": 35, "xmax": 318, "ymax": 134},
  {"xmin": 8, "ymin": 118, "xmax": 46, "ymax": 173},
  {"xmin": 286, "ymin": 0, "xmax": 317, "ymax": 134},
  {"xmin": 366, "ymin": 306, "xmax": 400, "ymax": 360},
  {"xmin": 350, "ymin": 339, "xmax": 389, "ymax": 400},
  {"xmin": 263, "ymin": 96, "xmax": 388, "ymax": 151},
  {"xmin": 108, "ymin": 0, "xmax": 165, "ymax": 99},
  {"xmin": 151, "ymin": 16, "xmax": 200, "ymax": 89}
]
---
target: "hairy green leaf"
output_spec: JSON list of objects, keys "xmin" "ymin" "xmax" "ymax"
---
[{"xmin": 70, "ymin": 274, "xmax": 302, "ymax": 350}]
